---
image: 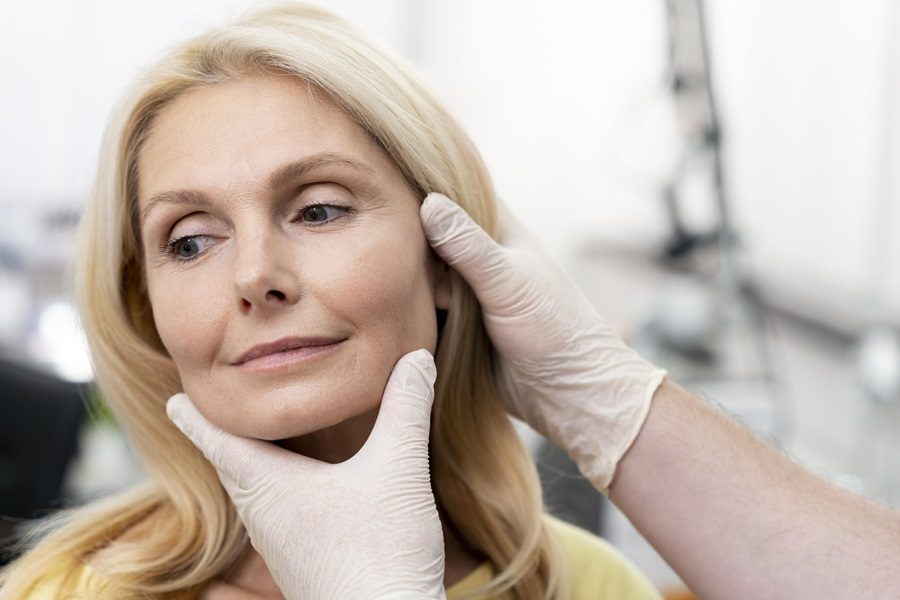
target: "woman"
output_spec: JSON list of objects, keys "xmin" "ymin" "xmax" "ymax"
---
[{"xmin": 0, "ymin": 3, "xmax": 660, "ymax": 598}]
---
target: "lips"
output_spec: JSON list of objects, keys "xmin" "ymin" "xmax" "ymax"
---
[{"xmin": 233, "ymin": 336, "xmax": 346, "ymax": 366}]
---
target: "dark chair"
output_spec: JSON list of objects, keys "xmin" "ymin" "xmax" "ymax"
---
[
  {"xmin": 536, "ymin": 439, "xmax": 604, "ymax": 535},
  {"xmin": 0, "ymin": 357, "xmax": 87, "ymax": 564}
]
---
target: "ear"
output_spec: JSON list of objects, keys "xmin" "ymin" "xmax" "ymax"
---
[{"xmin": 429, "ymin": 252, "xmax": 452, "ymax": 310}]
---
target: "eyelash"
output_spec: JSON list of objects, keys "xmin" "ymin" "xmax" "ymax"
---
[{"xmin": 159, "ymin": 202, "xmax": 355, "ymax": 264}]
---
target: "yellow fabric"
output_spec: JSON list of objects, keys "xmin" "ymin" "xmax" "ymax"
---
[
  {"xmin": 446, "ymin": 515, "xmax": 661, "ymax": 599},
  {"xmin": 24, "ymin": 515, "xmax": 660, "ymax": 599},
  {"xmin": 25, "ymin": 558, "xmax": 106, "ymax": 598}
]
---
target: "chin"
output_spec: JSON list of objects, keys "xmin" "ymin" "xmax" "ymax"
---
[{"xmin": 235, "ymin": 384, "xmax": 382, "ymax": 441}]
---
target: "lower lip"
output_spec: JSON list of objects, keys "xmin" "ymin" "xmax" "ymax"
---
[{"xmin": 235, "ymin": 340, "xmax": 346, "ymax": 372}]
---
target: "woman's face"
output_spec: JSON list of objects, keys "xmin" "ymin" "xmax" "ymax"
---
[{"xmin": 137, "ymin": 74, "xmax": 449, "ymax": 455}]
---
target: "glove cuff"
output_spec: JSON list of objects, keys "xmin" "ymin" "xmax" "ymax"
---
[{"xmin": 578, "ymin": 367, "xmax": 668, "ymax": 495}]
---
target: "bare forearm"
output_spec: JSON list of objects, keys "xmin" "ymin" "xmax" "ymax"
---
[{"xmin": 609, "ymin": 378, "xmax": 900, "ymax": 599}]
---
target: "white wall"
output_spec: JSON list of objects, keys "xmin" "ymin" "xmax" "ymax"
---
[{"xmin": 709, "ymin": 0, "xmax": 900, "ymax": 318}]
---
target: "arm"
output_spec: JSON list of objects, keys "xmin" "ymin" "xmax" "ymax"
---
[
  {"xmin": 420, "ymin": 192, "xmax": 900, "ymax": 599},
  {"xmin": 611, "ymin": 379, "xmax": 900, "ymax": 599}
]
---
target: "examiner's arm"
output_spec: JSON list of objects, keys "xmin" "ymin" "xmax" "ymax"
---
[
  {"xmin": 611, "ymin": 378, "xmax": 900, "ymax": 599},
  {"xmin": 421, "ymin": 192, "xmax": 900, "ymax": 599}
]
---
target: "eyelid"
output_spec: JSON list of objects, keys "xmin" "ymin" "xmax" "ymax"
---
[
  {"xmin": 165, "ymin": 209, "xmax": 239, "ymax": 250},
  {"xmin": 155, "ymin": 196, "xmax": 356, "ymax": 266}
]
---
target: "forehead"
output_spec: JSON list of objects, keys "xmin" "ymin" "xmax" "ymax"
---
[{"xmin": 137, "ymin": 74, "xmax": 385, "ymax": 204}]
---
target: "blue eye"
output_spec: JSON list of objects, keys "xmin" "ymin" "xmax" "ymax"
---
[{"xmin": 161, "ymin": 235, "xmax": 213, "ymax": 262}]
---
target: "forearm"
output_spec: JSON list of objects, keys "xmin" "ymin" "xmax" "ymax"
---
[{"xmin": 609, "ymin": 378, "xmax": 900, "ymax": 600}]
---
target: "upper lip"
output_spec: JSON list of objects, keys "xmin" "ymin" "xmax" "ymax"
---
[{"xmin": 232, "ymin": 336, "xmax": 345, "ymax": 365}]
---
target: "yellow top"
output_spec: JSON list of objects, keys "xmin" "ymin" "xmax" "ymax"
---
[
  {"xmin": 25, "ymin": 515, "xmax": 660, "ymax": 599},
  {"xmin": 446, "ymin": 516, "xmax": 661, "ymax": 599}
]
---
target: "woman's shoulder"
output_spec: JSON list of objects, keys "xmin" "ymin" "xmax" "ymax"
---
[
  {"xmin": 22, "ymin": 557, "xmax": 198, "ymax": 600},
  {"xmin": 20, "ymin": 516, "xmax": 143, "ymax": 598},
  {"xmin": 21, "ymin": 558, "xmax": 107, "ymax": 599},
  {"xmin": 544, "ymin": 514, "xmax": 663, "ymax": 599},
  {"xmin": 21, "ymin": 518, "xmax": 658, "ymax": 599}
]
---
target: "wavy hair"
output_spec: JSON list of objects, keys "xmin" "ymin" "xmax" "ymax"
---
[{"xmin": 0, "ymin": 3, "xmax": 568, "ymax": 598}]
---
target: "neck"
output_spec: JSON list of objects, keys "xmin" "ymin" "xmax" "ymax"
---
[
  {"xmin": 277, "ymin": 406, "xmax": 379, "ymax": 463},
  {"xmin": 440, "ymin": 510, "xmax": 487, "ymax": 586}
]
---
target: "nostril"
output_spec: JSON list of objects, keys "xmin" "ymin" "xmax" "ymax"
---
[{"xmin": 265, "ymin": 289, "xmax": 286, "ymax": 302}]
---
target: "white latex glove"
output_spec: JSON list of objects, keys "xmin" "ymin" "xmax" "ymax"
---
[
  {"xmin": 166, "ymin": 349, "xmax": 446, "ymax": 600},
  {"xmin": 420, "ymin": 193, "xmax": 667, "ymax": 493}
]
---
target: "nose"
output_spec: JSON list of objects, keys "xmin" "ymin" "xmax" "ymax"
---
[{"xmin": 232, "ymin": 230, "xmax": 300, "ymax": 314}]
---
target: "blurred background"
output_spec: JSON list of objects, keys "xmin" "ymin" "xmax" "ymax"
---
[{"xmin": 2, "ymin": 0, "xmax": 899, "ymax": 596}]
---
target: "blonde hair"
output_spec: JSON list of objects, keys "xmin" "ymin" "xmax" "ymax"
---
[{"xmin": 0, "ymin": 3, "xmax": 568, "ymax": 598}]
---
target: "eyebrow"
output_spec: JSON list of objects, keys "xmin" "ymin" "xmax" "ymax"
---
[{"xmin": 139, "ymin": 152, "xmax": 375, "ymax": 222}]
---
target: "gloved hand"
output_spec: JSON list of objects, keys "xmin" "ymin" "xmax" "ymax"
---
[
  {"xmin": 420, "ymin": 193, "xmax": 667, "ymax": 493},
  {"xmin": 166, "ymin": 349, "xmax": 446, "ymax": 600}
]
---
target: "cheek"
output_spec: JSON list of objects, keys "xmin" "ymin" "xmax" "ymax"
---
[
  {"xmin": 310, "ymin": 229, "xmax": 437, "ymax": 350},
  {"xmin": 148, "ymin": 271, "xmax": 229, "ymax": 373},
  {"xmin": 149, "ymin": 272, "xmax": 238, "ymax": 428}
]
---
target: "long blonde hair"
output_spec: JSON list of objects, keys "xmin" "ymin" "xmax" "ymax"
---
[{"xmin": 0, "ymin": 3, "xmax": 568, "ymax": 598}]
